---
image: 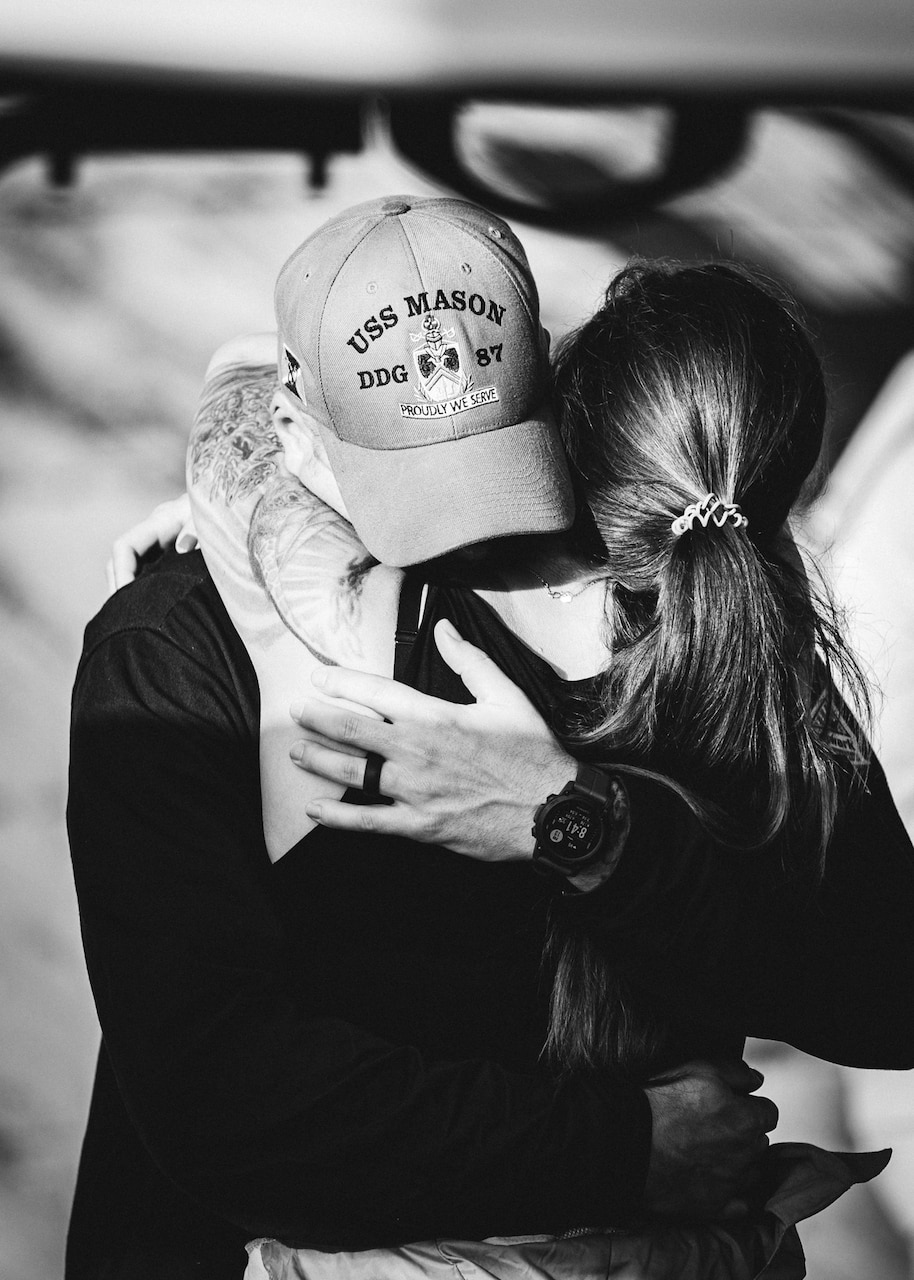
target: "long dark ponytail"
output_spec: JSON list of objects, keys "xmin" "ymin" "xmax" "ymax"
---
[{"xmin": 544, "ymin": 261, "xmax": 870, "ymax": 1076}]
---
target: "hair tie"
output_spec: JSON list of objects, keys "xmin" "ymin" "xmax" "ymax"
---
[{"xmin": 671, "ymin": 493, "xmax": 748, "ymax": 538}]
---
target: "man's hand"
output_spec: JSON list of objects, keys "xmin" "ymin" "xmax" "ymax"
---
[
  {"xmin": 644, "ymin": 1059, "xmax": 778, "ymax": 1221},
  {"xmin": 289, "ymin": 618, "xmax": 575, "ymax": 860}
]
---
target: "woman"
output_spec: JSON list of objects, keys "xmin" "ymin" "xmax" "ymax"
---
[
  {"xmin": 304, "ymin": 259, "xmax": 901, "ymax": 1099},
  {"xmin": 115, "ymin": 256, "xmax": 911, "ymax": 1276}
]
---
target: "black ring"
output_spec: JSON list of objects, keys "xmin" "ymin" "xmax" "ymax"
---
[{"xmin": 362, "ymin": 752, "xmax": 384, "ymax": 799}]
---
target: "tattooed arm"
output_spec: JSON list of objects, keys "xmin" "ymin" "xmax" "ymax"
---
[{"xmin": 186, "ymin": 343, "xmax": 403, "ymax": 860}]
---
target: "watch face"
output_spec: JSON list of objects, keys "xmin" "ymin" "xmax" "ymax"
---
[{"xmin": 544, "ymin": 798, "xmax": 603, "ymax": 862}]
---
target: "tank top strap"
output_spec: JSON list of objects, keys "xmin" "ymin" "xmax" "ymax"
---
[{"xmin": 393, "ymin": 571, "xmax": 428, "ymax": 681}]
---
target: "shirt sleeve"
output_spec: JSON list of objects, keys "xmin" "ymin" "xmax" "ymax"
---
[
  {"xmin": 584, "ymin": 758, "xmax": 914, "ymax": 1072},
  {"xmin": 739, "ymin": 747, "xmax": 914, "ymax": 1068},
  {"xmin": 67, "ymin": 599, "xmax": 651, "ymax": 1250}
]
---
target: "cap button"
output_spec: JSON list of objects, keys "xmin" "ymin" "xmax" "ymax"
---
[{"xmin": 381, "ymin": 199, "xmax": 410, "ymax": 216}]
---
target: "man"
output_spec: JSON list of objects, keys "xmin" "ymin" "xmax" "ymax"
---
[{"xmin": 68, "ymin": 196, "xmax": 776, "ymax": 1279}]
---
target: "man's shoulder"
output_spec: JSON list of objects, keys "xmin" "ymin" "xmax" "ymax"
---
[
  {"xmin": 86, "ymin": 549, "xmax": 216, "ymax": 641},
  {"xmin": 76, "ymin": 549, "xmax": 258, "ymax": 730},
  {"xmin": 80, "ymin": 549, "xmax": 250, "ymax": 683}
]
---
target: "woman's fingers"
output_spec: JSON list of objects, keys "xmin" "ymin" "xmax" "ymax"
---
[
  {"xmin": 106, "ymin": 496, "xmax": 195, "ymax": 595},
  {"xmin": 108, "ymin": 536, "xmax": 143, "ymax": 594},
  {"xmin": 175, "ymin": 517, "xmax": 199, "ymax": 553},
  {"xmin": 754, "ymin": 1096, "xmax": 780, "ymax": 1134}
]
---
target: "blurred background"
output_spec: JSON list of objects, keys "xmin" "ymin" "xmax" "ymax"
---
[{"xmin": 1, "ymin": 2, "xmax": 914, "ymax": 1275}]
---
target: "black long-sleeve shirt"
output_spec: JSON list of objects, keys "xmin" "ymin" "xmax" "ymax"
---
[{"xmin": 66, "ymin": 551, "xmax": 914, "ymax": 1278}]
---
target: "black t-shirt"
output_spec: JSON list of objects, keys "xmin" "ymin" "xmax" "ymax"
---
[
  {"xmin": 66, "ymin": 551, "xmax": 914, "ymax": 1279},
  {"xmin": 66, "ymin": 553, "xmax": 650, "ymax": 1278}
]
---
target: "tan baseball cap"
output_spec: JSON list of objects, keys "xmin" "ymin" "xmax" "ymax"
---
[{"xmin": 274, "ymin": 195, "xmax": 574, "ymax": 567}]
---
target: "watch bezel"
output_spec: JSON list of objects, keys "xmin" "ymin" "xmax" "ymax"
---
[
  {"xmin": 533, "ymin": 786, "xmax": 609, "ymax": 874},
  {"xmin": 531, "ymin": 767, "xmax": 630, "ymax": 889}
]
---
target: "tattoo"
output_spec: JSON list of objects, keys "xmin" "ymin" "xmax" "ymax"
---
[
  {"xmin": 187, "ymin": 364, "xmax": 381, "ymax": 664},
  {"xmin": 248, "ymin": 474, "xmax": 377, "ymax": 664},
  {"xmin": 189, "ymin": 365, "xmax": 282, "ymax": 505}
]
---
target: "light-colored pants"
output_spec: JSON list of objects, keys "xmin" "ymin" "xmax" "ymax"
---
[{"xmin": 245, "ymin": 1145, "xmax": 888, "ymax": 1280}]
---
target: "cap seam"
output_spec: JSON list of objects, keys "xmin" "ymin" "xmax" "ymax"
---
[
  {"xmin": 398, "ymin": 211, "xmax": 542, "ymax": 440},
  {"xmin": 313, "ymin": 217, "xmax": 387, "ymax": 417},
  {"xmin": 410, "ymin": 207, "xmax": 539, "ymax": 335},
  {"xmin": 393, "ymin": 215, "xmax": 424, "ymax": 282},
  {"xmin": 398, "ymin": 216, "xmax": 467, "ymax": 441}
]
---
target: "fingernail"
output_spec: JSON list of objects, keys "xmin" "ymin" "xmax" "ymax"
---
[
  {"xmin": 176, "ymin": 533, "xmax": 195, "ymax": 553},
  {"xmin": 437, "ymin": 618, "xmax": 458, "ymax": 641},
  {"xmin": 290, "ymin": 703, "xmax": 303, "ymax": 722},
  {"xmin": 305, "ymin": 803, "xmax": 322, "ymax": 821},
  {"xmin": 311, "ymin": 667, "xmax": 327, "ymax": 687},
  {"xmin": 290, "ymin": 742, "xmax": 304, "ymax": 763}
]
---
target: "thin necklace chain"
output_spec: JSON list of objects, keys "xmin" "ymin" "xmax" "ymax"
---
[{"xmin": 530, "ymin": 568, "xmax": 605, "ymax": 604}]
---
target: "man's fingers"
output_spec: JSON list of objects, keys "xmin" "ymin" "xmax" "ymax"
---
[
  {"xmin": 308, "ymin": 665, "xmax": 449, "ymax": 725},
  {"xmin": 434, "ymin": 619, "xmax": 534, "ymax": 710},
  {"xmin": 292, "ymin": 728, "xmax": 366, "ymax": 759},
  {"xmin": 290, "ymin": 697, "xmax": 393, "ymax": 752},
  {"xmin": 291, "ymin": 740, "xmax": 383, "ymax": 793},
  {"xmin": 304, "ymin": 796, "xmax": 421, "ymax": 837}
]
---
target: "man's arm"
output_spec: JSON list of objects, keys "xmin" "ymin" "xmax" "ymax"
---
[
  {"xmin": 69, "ymin": 576, "xmax": 654, "ymax": 1248},
  {"xmin": 69, "ymin": 564, "xmax": 779, "ymax": 1245},
  {"xmin": 287, "ymin": 623, "xmax": 914, "ymax": 1070},
  {"xmin": 188, "ymin": 355, "xmax": 404, "ymax": 859}
]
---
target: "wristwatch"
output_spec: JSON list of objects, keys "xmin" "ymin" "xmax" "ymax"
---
[{"xmin": 532, "ymin": 764, "xmax": 629, "ymax": 887}]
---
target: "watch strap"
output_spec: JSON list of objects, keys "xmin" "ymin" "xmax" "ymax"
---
[
  {"xmin": 575, "ymin": 762, "xmax": 616, "ymax": 804},
  {"xmin": 532, "ymin": 764, "xmax": 630, "ymax": 892}
]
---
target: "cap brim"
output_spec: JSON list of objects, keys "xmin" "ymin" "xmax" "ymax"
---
[{"xmin": 318, "ymin": 407, "xmax": 575, "ymax": 568}]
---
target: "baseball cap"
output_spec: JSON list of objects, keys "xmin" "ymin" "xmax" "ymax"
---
[{"xmin": 274, "ymin": 195, "xmax": 574, "ymax": 567}]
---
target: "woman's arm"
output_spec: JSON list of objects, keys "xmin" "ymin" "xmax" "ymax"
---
[
  {"xmin": 106, "ymin": 493, "xmax": 197, "ymax": 594},
  {"xmin": 105, "ymin": 335, "xmax": 278, "ymax": 591}
]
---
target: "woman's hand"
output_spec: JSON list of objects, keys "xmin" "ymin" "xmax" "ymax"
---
[
  {"xmin": 106, "ymin": 494, "xmax": 197, "ymax": 595},
  {"xmin": 289, "ymin": 619, "xmax": 576, "ymax": 861}
]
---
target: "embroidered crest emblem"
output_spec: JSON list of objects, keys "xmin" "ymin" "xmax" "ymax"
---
[
  {"xmin": 282, "ymin": 345, "xmax": 306, "ymax": 403},
  {"xmin": 410, "ymin": 314, "xmax": 471, "ymax": 402}
]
